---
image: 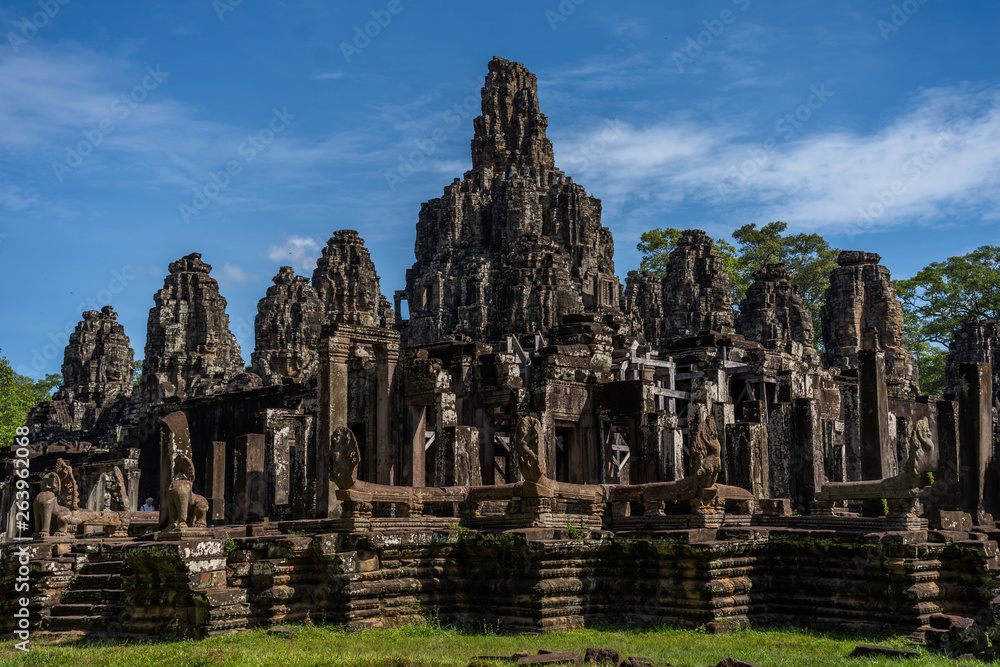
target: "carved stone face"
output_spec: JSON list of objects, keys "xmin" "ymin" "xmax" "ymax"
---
[
  {"xmin": 515, "ymin": 416, "xmax": 546, "ymax": 483},
  {"xmin": 172, "ymin": 453, "xmax": 196, "ymax": 482},
  {"xmin": 330, "ymin": 427, "xmax": 360, "ymax": 489},
  {"xmin": 41, "ymin": 472, "xmax": 61, "ymax": 495}
]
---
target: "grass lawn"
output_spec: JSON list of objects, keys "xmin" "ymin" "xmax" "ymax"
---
[{"xmin": 0, "ymin": 624, "xmax": 995, "ymax": 667}]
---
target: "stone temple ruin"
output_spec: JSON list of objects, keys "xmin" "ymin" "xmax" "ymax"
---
[{"xmin": 3, "ymin": 57, "xmax": 1000, "ymax": 651}]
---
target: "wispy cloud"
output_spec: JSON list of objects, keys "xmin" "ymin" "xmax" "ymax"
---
[
  {"xmin": 557, "ymin": 85, "xmax": 1000, "ymax": 236},
  {"xmin": 312, "ymin": 71, "xmax": 344, "ymax": 80},
  {"xmin": 217, "ymin": 263, "xmax": 257, "ymax": 285},
  {"xmin": 266, "ymin": 236, "xmax": 321, "ymax": 274}
]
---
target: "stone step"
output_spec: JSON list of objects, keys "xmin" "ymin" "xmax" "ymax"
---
[
  {"xmin": 62, "ymin": 588, "xmax": 124, "ymax": 604},
  {"xmin": 67, "ymin": 573, "xmax": 122, "ymax": 590},
  {"xmin": 50, "ymin": 603, "xmax": 121, "ymax": 617},
  {"xmin": 46, "ymin": 614, "xmax": 118, "ymax": 632},
  {"xmin": 79, "ymin": 561, "xmax": 125, "ymax": 574}
]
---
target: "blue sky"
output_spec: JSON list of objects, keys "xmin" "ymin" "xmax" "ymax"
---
[{"xmin": 2, "ymin": 1, "xmax": 999, "ymax": 380}]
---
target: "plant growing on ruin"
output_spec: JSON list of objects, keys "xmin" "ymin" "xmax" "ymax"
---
[
  {"xmin": 223, "ymin": 531, "xmax": 238, "ymax": 553},
  {"xmin": 565, "ymin": 517, "xmax": 587, "ymax": 539}
]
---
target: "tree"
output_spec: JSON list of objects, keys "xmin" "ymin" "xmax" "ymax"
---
[
  {"xmin": 896, "ymin": 245, "xmax": 1000, "ymax": 397},
  {"xmin": 1, "ymin": 350, "xmax": 39, "ymax": 446},
  {"xmin": 636, "ymin": 222, "xmax": 839, "ymax": 335},
  {"xmin": 133, "ymin": 360, "xmax": 143, "ymax": 388}
]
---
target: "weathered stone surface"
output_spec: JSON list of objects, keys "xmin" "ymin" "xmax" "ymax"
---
[
  {"xmin": 659, "ymin": 230, "xmax": 735, "ymax": 339},
  {"xmin": 945, "ymin": 318, "xmax": 1000, "ymax": 403},
  {"xmin": 583, "ymin": 648, "xmax": 621, "ymax": 665},
  {"xmin": 27, "ymin": 306, "xmax": 134, "ymax": 437},
  {"xmin": 624, "ymin": 271, "xmax": 663, "ymax": 346},
  {"xmin": 252, "ymin": 266, "xmax": 324, "ymax": 385},
  {"xmin": 141, "ymin": 253, "xmax": 244, "ymax": 401},
  {"xmin": 312, "ymin": 230, "xmax": 393, "ymax": 329},
  {"xmin": 737, "ymin": 264, "xmax": 814, "ymax": 346},
  {"xmin": 820, "ymin": 250, "xmax": 919, "ymax": 393},
  {"xmin": 400, "ymin": 56, "xmax": 621, "ymax": 345}
]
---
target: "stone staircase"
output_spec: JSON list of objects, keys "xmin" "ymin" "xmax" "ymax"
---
[{"xmin": 46, "ymin": 545, "xmax": 126, "ymax": 635}]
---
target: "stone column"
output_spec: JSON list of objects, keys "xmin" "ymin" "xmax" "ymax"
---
[
  {"xmin": 958, "ymin": 362, "xmax": 993, "ymax": 519},
  {"xmin": 405, "ymin": 405, "xmax": 427, "ymax": 487},
  {"xmin": 234, "ymin": 434, "xmax": 266, "ymax": 522},
  {"xmin": 316, "ymin": 334, "xmax": 350, "ymax": 517},
  {"xmin": 205, "ymin": 441, "xmax": 226, "ymax": 523},
  {"xmin": 435, "ymin": 426, "xmax": 481, "ymax": 486},
  {"xmin": 858, "ymin": 349, "xmax": 893, "ymax": 480},
  {"xmin": 374, "ymin": 344, "xmax": 394, "ymax": 486},
  {"xmin": 726, "ymin": 421, "xmax": 768, "ymax": 499},
  {"xmin": 791, "ymin": 398, "xmax": 823, "ymax": 510},
  {"xmin": 159, "ymin": 411, "xmax": 192, "ymax": 528}
]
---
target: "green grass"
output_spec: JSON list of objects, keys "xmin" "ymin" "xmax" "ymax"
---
[{"xmin": 0, "ymin": 624, "xmax": 994, "ymax": 667}]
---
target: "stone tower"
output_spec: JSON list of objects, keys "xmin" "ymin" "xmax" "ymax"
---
[
  {"xmin": 820, "ymin": 251, "xmax": 919, "ymax": 394},
  {"xmin": 141, "ymin": 253, "xmax": 244, "ymax": 401},
  {"xmin": 660, "ymin": 230, "xmax": 736, "ymax": 340},
  {"xmin": 945, "ymin": 318, "xmax": 1000, "ymax": 402},
  {"xmin": 312, "ymin": 230, "xmax": 393, "ymax": 330},
  {"xmin": 252, "ymin": 266, "xmax": 325, "ymax": 385},
  {"xmin": 27, "ymin": 306, "xmax": 135, "ymax": 437},
  {"xmin": 738, "ymin": 264, "xmax": 815, "ymax": 347},
  {"xmin": 400, "ymin": 56, "xmax": 621, "ymax": 345},
  {"xmin": 58, "ymin": 306, "xmax": 135, "ymax": 407}
]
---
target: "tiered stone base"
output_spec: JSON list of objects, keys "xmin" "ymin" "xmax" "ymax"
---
[{"xmin": 2, "ymin": 525, "xmax": 998, "ymax": 640}]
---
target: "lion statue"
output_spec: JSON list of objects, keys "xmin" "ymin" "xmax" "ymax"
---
[
  {"xmin": 165, "ymin": 452, "xmax": 209, "ymax": 529},
  {"xmin": 33, "ymin": 472, "xmax": 72, "ymax": 536}
]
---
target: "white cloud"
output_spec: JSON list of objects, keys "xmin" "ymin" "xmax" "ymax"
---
[
  {"xmin": 218, "ymin": 263, "xmax": 256, "ymax": 284},
  {"xmin": 312, "ymin": 71, "xmax": 344, "ymax": 80},
  {"xmin": 266, "ymin": 236, "xmax": 321, "ymax": 274},
  {"xmin": 0, "ymin": 184, "xmax": 37, "ymax": 211},
  {"xmin": 556, "ymin": 85, "xmax": 1000, "ymax": 237}
]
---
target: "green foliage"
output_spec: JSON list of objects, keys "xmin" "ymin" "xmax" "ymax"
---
[
  {"xmin": 223, "ymin": 531, "xmax": 239, "ymax": 553},
  {"xmin": 636, "ymin": 222, "xmax": 839, "ymax": 337},
  {"xmin": 1, "ymin": 349, "xmax": 60, "ymax": 446},
  {"xmin": 896, "ymin": 245, "xmax": 1000, "ymax": 397},
  {"xmin": 896, "ymin": 245, "xmax": 1000, "ymax": 345},
  {"xmin": 133, "ymin": 360, "xmax": 143, "ymax": 387},
  {"xmin": 565, "ymin": 517, "xmax": 587, "ymax": 539}
]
